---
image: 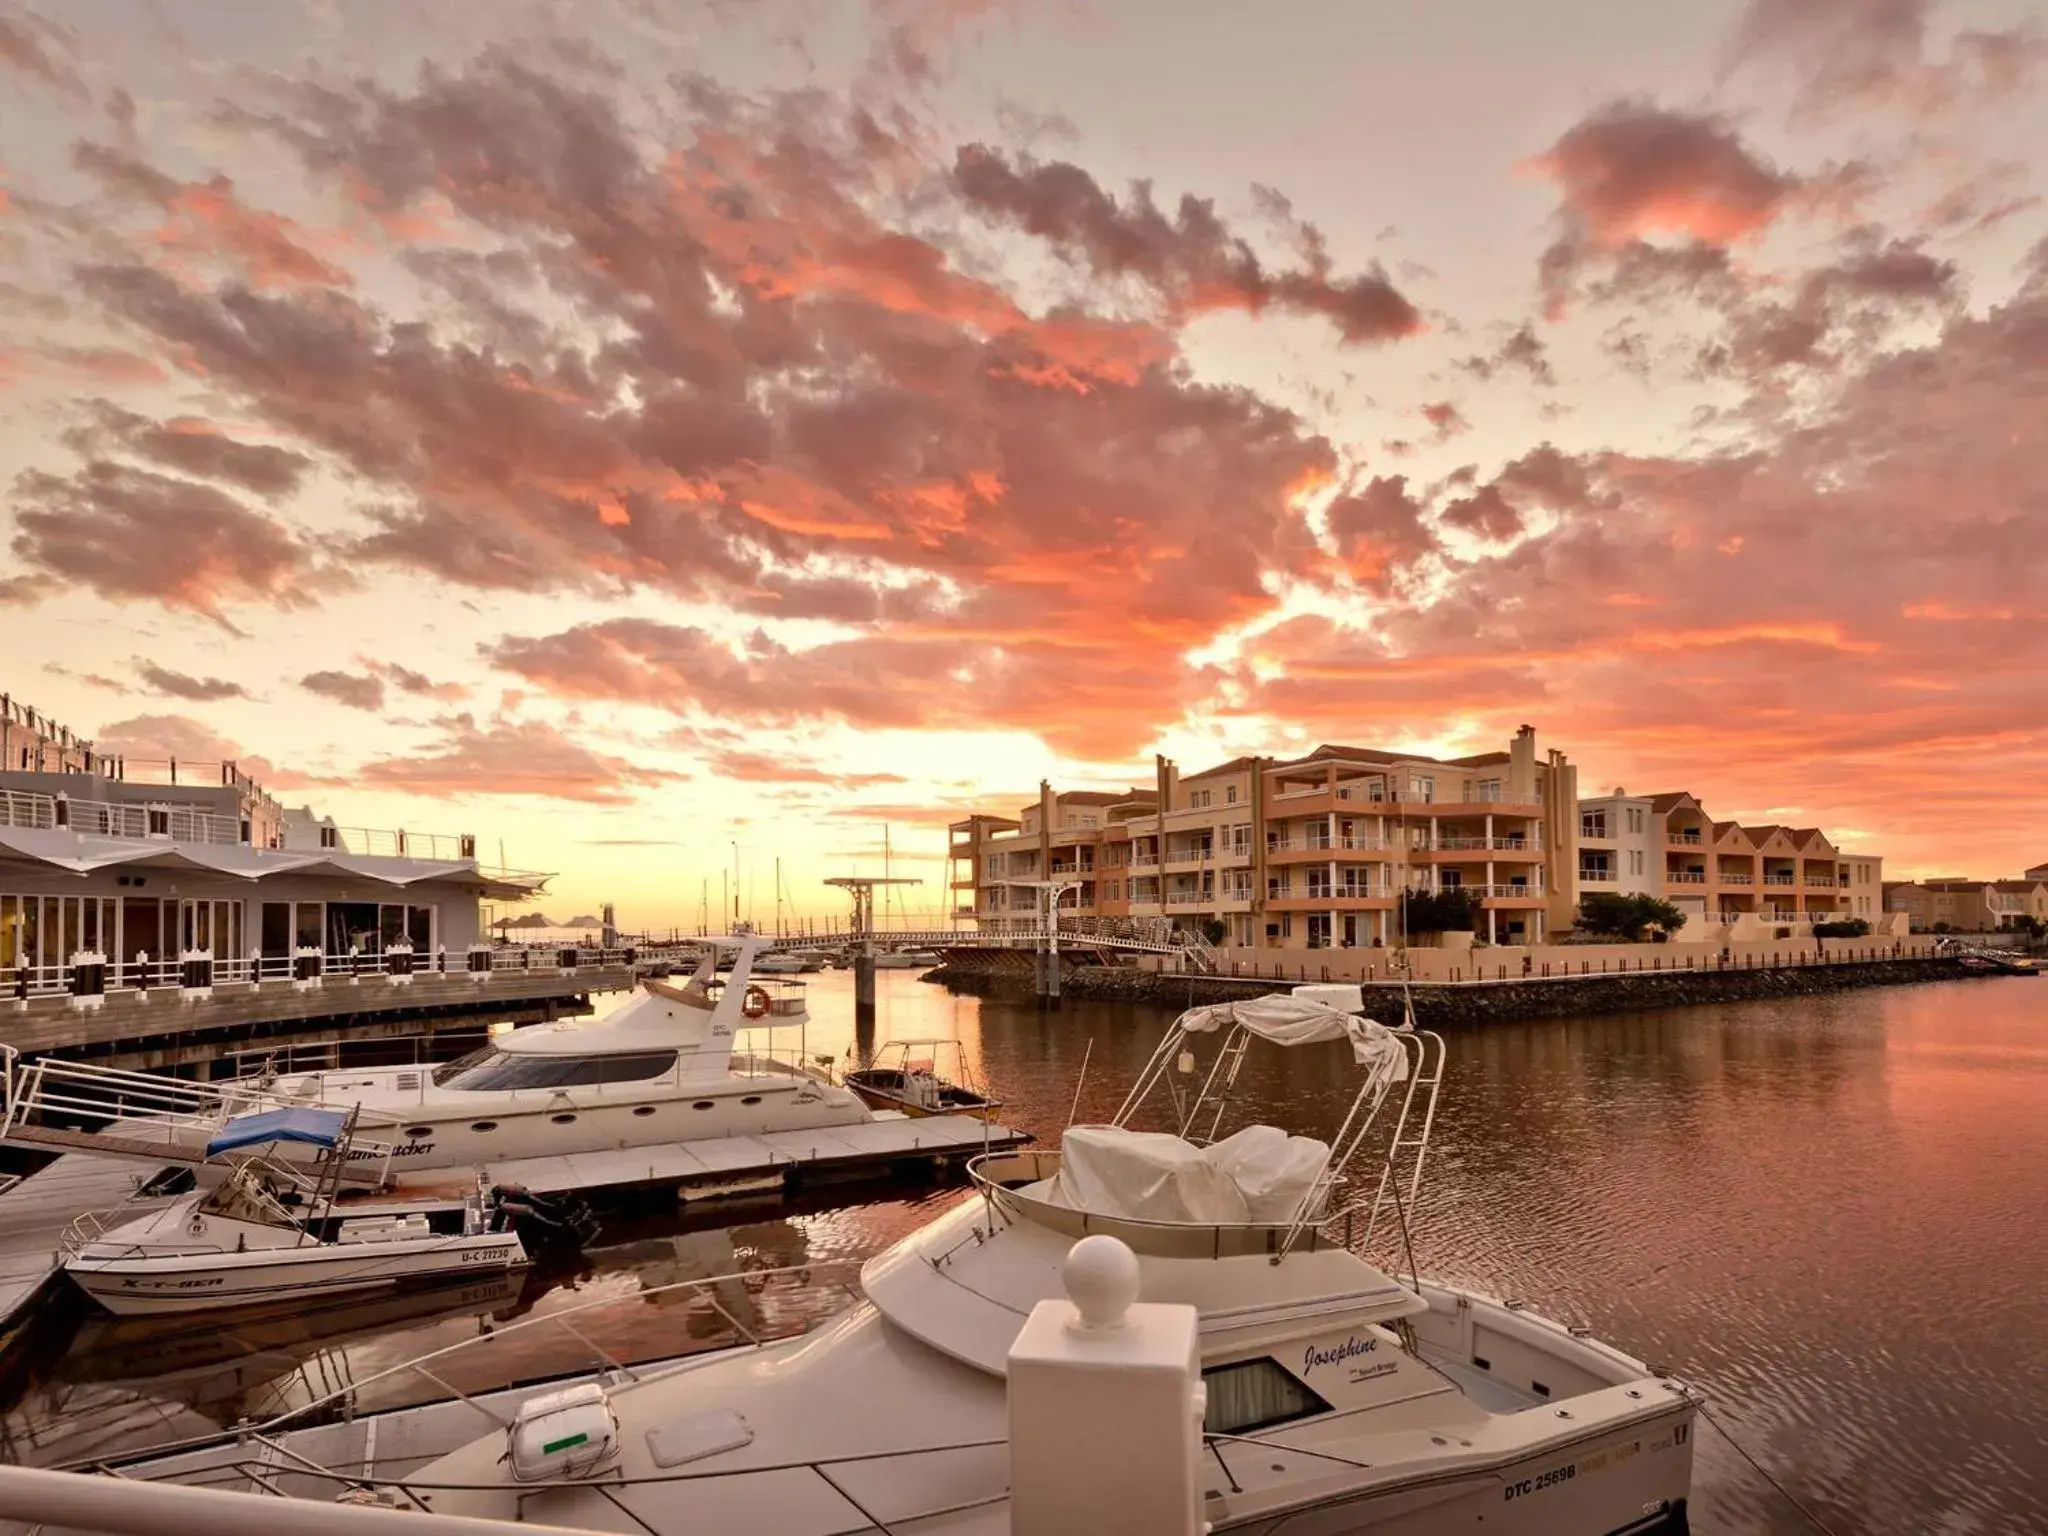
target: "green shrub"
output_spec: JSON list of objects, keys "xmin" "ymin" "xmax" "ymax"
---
[{"xmin": 1577, "ymin": 892, "xmax": 1689, "ymax": 942}]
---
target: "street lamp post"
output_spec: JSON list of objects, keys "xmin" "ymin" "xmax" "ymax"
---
[{"xmin": 1030, "ymin": 879, "xmax": 1084, "ymax": 1007}]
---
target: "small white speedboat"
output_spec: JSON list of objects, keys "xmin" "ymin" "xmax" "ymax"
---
[
  {"xmin": 871, "ymin": 948, "xmax": 941, "ymax": 968},
  {"xmin": 62, "ymin": 1106, "xmax": 529, "ymax": 1317}
]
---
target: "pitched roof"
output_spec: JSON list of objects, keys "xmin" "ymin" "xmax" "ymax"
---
[
  {"xmin": 1991, "ymin": 880, "xmax": 2046, "ymax": 893},
  {"xmin": 1056, "ymin": 789, "xmax": 1154, "ymax": 806},
  {"xmin": 1278, "ymin": 743, "xmax": 1408, "ymax": 768},
  {"xmin": 1443, "ymin": 750, "xmax": 1511, "ymax": 767},
  {"xmin": 1181, "ymin": 756, "xmax": 1258, "ymax": 783},
  {"xmin": 1648, "ymin": 792, "xmax": 1699, "ymax": 812}
]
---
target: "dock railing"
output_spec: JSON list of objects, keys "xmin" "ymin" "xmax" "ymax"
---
[
  {"xmin": 0, "ymin": 1043, "xmax": 402, "ymax": 1174},
  {"xmin": 2, "ymin": 942, "xmax": 681, "ymax": 1005}
]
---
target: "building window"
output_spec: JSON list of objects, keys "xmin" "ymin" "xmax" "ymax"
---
[
  {"xmin": 1629, "ymin": 850, "xmax": 1643, "ymax": 875},
  {"xmin": 1190, "ymin": 788, "xmax": 1212, "ymax": 809},
  {"xmin": 1580, "ymin": 812, "xmax": 1608, "ymax": 839},
  {"xmin": 1412, "ymin": 776, "xmax": 1435, "ymax": 803},
  {"xmin": 1226, "ymin": 785, "xmax": 1239, "ymax": 804},
  {"xmin": 1477, "ymin": 778, "xmax": 1502, "ymax": 802}
]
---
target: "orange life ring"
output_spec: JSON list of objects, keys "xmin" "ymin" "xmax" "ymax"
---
[{"xmin": 742, "ymin": 985, "xmax": 771, "ymax": 1020}]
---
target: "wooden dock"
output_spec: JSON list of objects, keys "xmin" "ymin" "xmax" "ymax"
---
[
  {"xmin": 0, "ymin": 1113, "xmax": 1027, "ymax": 1347},
  {"xmin": 0, "ymin": 1152, "xmax": 168, "ymax": 1352},
  {"xmin": 420, "ymin": 1113, "xmax": 1032, "ymax": 1200}
]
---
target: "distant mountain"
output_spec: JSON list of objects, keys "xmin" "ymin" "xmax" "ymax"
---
[
  {"xmin": 495, "ymin": 912, "xmax": 555, "ymax": 929},
  {"xmin": 564, "ymin": 914, "xmax": 603, "ymax": 928}
]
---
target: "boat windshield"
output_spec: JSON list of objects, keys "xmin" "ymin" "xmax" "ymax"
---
[{"xmin": 430, "ymin": 1047, "xmax": 679, "ymax": 1091}]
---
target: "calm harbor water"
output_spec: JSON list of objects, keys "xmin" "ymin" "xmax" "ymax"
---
[{"xmin": 5, "ymin": 968, "xmax": 2044, "ymax": 1532}]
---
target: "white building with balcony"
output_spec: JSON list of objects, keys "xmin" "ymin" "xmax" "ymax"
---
[{"xmin": 0, "ymin": 696, "xmax": 548, "ymax": 1000}]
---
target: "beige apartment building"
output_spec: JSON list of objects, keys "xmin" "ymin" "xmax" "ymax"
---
[
  {"xmin": 1883, "ymin": 879, "xmax": 2048, "ymax": 932},
  {"xmin": 1573, "ymin": 788, "xmax": 1885, "ymax": 936},
  {"xmin": 949, "ymin": 726, "xmax": 1579, "ymax": 950}
]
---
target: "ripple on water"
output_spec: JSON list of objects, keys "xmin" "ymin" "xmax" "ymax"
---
[{"xmin": 5, "ymin": 971, "xmax": 2045, "ymax": 1529}]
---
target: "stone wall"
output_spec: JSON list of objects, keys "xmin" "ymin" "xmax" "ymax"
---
[{"xmin": 925, "ymin": 949, "xmax": 1979, "ymax": 1027}]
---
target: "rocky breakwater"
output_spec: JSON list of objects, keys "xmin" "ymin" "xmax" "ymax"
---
[{"xmin": 925, "ymin": 949, "xmax": 1979, "ymax": 1026}]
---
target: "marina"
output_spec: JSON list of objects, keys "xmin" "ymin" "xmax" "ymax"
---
[{"xmin": 0, "ymin": 969, "xmax": 2042, "ymax": 1530}]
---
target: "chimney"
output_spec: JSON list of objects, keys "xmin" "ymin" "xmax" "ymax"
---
[{"xmin": 1155, "ymin": 754, "xmax": 1179, "ymax": 811}]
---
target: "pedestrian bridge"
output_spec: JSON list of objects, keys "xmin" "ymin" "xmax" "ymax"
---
[{"xmin": 753, "ymin": 929, "xmax": 1211, "ymax": 959}]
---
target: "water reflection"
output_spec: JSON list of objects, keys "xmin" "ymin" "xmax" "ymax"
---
[{"xmin": 6, "ymin": 969, "xmax": 2045, "ymax": 1530}]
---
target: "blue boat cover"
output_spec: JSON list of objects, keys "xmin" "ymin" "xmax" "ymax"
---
[{"xmin": 206, "ymin": 1105, "xmax": 351, "ymax": 1157}]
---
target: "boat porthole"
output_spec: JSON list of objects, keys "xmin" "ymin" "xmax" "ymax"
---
[
  {"xmin": 632, "ymin": 1106, "xmax": 657, "ymax": 1117},
  {"xmin": 470, "ymin": 1121, "xmax": 498, "ymax": 1132},
  {"xmin": 692, "ymin": 1100, "xmax": 715, "ymax": 1110},
  {"xmin": 740, "ymin": 1095, "xmax": 763, "ymax": 1106},
  {"xmin": 405, "ymin": 1126, "xmax": 434, "ymax": 1138},
  {"xmin": 550, "ymin": 1113, "xmax": 577, "ymax": 1125}
]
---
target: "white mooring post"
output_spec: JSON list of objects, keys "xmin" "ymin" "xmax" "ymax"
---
[{"xmin": 1007, "ymin": 1235, "xmax": 1206, "ymax": 1536}]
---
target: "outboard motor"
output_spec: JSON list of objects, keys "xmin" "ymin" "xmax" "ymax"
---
[{"xmin": 489, "ymin": 1183, "xmax": 601, "ymax": 1252}]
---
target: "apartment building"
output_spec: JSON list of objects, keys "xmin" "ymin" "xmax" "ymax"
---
[
  {"xmin": 1884, "ymin": 879, "xmax": 2048, "ymax": 932},
  {"xmin": 949, "ymin": 725, "xmax": 1579, "ymax": 949},
  {"xmin": 2028, "ymin": 860, "xmax": 2048, "ymax": 882},
  {"xmin": 1575, "ymin": 787, "xmax": 1886, "ymax": 933}
]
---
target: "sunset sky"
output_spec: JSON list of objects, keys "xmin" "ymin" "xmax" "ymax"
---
[{"xmin": 3, "ymin": 0, "xmax": 2045, "ymax": 928}]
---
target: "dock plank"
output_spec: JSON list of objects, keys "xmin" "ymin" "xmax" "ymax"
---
[
  {"xmin": 0, "ymin": 1152, "xmax": 171, "ymax": 1332},
  {"xmin": 437, "ymin": 1114, "xmax": 1028, "ymax": 1197}
]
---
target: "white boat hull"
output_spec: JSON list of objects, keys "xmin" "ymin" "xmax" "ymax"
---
[{"xmin": 67, "ymin": 1232, "xmax": 527, "ymax": 1316}]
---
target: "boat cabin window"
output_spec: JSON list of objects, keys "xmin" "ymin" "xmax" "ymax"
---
[
  {"xmin": 431, "ymin": 1047, "xmax": 679, "ymax": 1090},
  {"xmin": 1200, "ymin": 1358, "xmax": 1331, "ymax": 1436}
]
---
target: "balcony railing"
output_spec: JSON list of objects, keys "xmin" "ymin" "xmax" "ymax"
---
[
  {"xmin": 1718, "ymin": 872, "xmax": 1754, "ymax": 885},
  {"xmin": 1805, "ymin": 875, "xmax": 1837, "ymax": 888},
  {"xmin": 1, "ymin": 787, "xmax": 490, "ymax": 864},
  {"xmin": 1433, "ymin": 836, "xmax": 1532, "ymax": 852},
  {"xmin": 0, "ymin": 942, "xmax": 651, "ymax": 1002},
  {"xmin": 1668, "ymin": 833, "xmax": 1704, "ymax": 846},
  {"xmin": 1578, "ymin": 868, "xmax": 1617, "ymax": 883},
  {"xmin": 1763, "ymin": 874, "xmax": 1796, "ymax": 886},
  {"xmin": 1669, "ymin": 871, "xmax": 1708, "ymax": 884}
]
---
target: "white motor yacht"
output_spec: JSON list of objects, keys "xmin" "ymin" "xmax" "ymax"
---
[
  {"xmin": 252, "ymin": 936, "xmax": 878, "ymax": 1172},
  {"xmin": 62, "ymin": 1107, "xmax": 527, "ymax": 1317},
  {"xmin": 390, "ymin": 990, "xmax": 1696, "ymax": 1534}
]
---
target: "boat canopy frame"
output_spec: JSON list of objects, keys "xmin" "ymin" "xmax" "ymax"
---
[{"xmin": 1108, "ymin": 993, "xmax": 1447, "ymax": 1272}]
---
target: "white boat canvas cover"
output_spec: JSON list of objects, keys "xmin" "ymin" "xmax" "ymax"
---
[{"xmin": 1040, "ymin": 1123, "xmax": 1332, "ymax": 1225}]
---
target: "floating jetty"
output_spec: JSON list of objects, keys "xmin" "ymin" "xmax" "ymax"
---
[{"xmin": 0, "ymin": 1111, "xmax": 1026, "ymax": 1351}]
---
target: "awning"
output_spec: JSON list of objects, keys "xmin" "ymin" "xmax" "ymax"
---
[
  {"xmin": 0, "ymin": 826, "xmax": 548, "ymax": 897},
  {"xmin": 206, "ymin": 1106, "xmax": 351, "ymax": 1157}
]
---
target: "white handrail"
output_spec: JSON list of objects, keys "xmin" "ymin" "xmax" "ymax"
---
[{"xmin": 0, "ymin": 1464, "xmax": 594, "ymax": 1536}]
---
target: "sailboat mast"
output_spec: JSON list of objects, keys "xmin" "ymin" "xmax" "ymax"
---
[
  {"xmin": 775, "ymin": 857, "xmax": 783, "ymax": 938},
  {"xmin": 884, "ymin": 825, "xmax": 893, "ymax": 931}
]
